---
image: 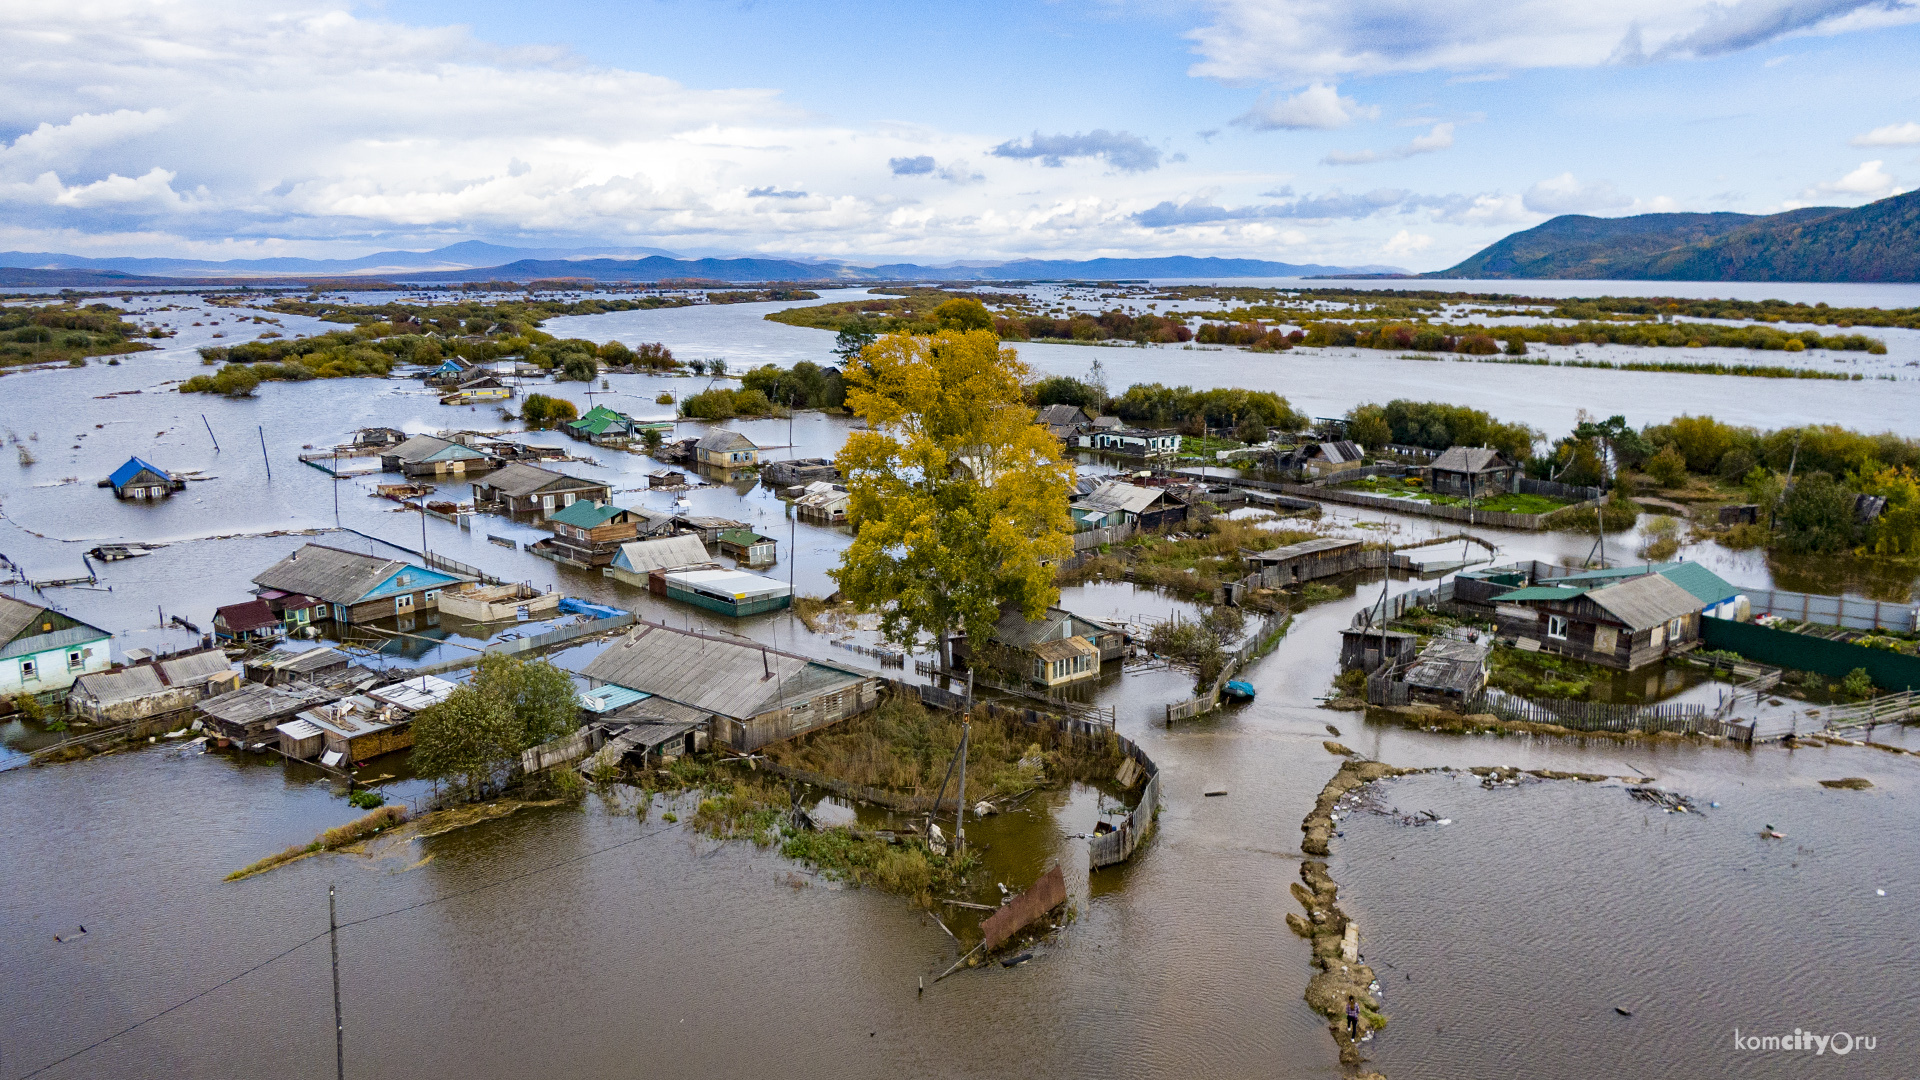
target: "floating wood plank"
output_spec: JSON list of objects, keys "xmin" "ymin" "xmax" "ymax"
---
[{"xmin": 979, "ymin": 864, "xmax": 1066, "ymax": 952}]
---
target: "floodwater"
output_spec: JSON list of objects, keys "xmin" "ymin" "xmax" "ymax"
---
[{"xmin": 2, "ymin": 282, "xmax": 1918, "ymax": 1078}]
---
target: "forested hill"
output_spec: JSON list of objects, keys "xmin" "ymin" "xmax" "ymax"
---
[{"xmin": 1430, "ymin": 189, "xmax": 1920, "ymax": 282}]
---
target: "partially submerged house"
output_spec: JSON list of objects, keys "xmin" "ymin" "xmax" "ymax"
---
[
  {"xmin": 436, "ymin": 583, "xmax": 560, "ymax": 622},
  {"xmin": 244, "ymin": 645, "xmax": 354, "ymax": 686},
  {"xmin": 107, "ymin": 456, "xmax": 186, "ymax": 500},
  {"xmin": 1071, "ymin": 480, "xmax": 1189, "ymax": 533},
  {"xmin": 1428, "ymin": 447, "xmax": 1516, "ymax": 498},
  {"xmin": 0, "ymin": 596, "xmax": 112, "ymax": 699},
  {"xmin": 794, "ymin": 482, "xmax": 851, "ymax": 526},
  {"xmin": 673, "ymin": 515, "xmax": 750, "ymax": 546},
  {"xmin": 1338, "ymin": 627, "xmax": 1420, "ymax": 673},
  {"xmin": 379, "ymin": 434, "xmax": 496, "ymax": 478},
  {"xmin": 440, "ymin": 374, "xmax": 512, "ymax": 404},
  {"xmin": 715, "ymin": 528, "xmax": 777, "ymax": 568},
  {"xmin": 251, "ymin": 544, "xmax": 474, "ymax": 625},
  {"xmin": 694, "ymin": 430, "xmax": 760, "ymax": 470},
  {"xmin": 1399, "ymin": 630, "xmax": 1494, "ymax": 703},
  {"xmin": 470, "ymin": 463, "xmax": 611, "ymax": 517},
  {"xmin": 200, "ymin": 682, "xmax": 342, "ymax": 745},
  {"xmin": 565, "ymin": 405, "xmax": 669, "ymax": 447},
  {"xmin": 1494, "ymin": 572, "xmax": 1707, "ymax": 670},
  {"xmin": 580, "ymin": 622, "xmax": 880, "ymax": 752},
  {"xmin": 66, "ymin": 649, "xmax": 241, "ymax": 726},
  {"xmin": 213, "ymin": 599, "xmax": 284, "ymax": 644},
  {"xmin": 954, "ymin": 605, "xmax": 1125, "ymax": 688},
  {"xmin": 538, "ymin": 500, "xmax": 648, "ymax": 567},
  {"xmin": 651, "ymin": 567, "xmax": 792, "ymax": 617},
  {"xmin": 606, "ymin": 534, "xmax": 713, "ymax": 589},
  {"xmin": 1246, "ymin": 537, "xmax": 1370, "ymax": 585},
  {"xmin": 760, "ymin": 458, "xmax": 838, "ymax": 487}
]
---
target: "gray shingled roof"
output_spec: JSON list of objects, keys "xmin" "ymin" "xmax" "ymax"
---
[
  {"xmin": 71, "ymin": 650, "xmax": 235, "ymax": 708},
  {"xmin": 1431, "ymin": 446, "xmax": 1508, "ymax": 474},
  {"xmin": 479, "ymin": 462, "xmax": 603, "ymax": 498},
  {"xmin": 1588, "ymin": 573, "xmax": 1702, "ymax": 631},
  {"xmin": 1073, "ymin": 480, "xmax": 1168, "ymax": 516},
  {"xmin": 252, "ymin": 545, "xmax": 410, "ymax": 606},
  {"xmin": 0, "ymin": 595, "xmax": 49, "ymax": 644},
  {"xmin": 695, "ymin": 430, "xmax": 757, "ymax": 453},
  {"xmin": 1247, "ymin": 537, "xmax": 1364, "ymax": 565},
  {"xmin": 581, "ymin": 623, "xmax": 867, "ymax": 721}
]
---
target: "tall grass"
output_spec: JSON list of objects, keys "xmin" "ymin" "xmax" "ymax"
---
[{"xmin": 226, "ymin": 805, "xmax": 408, "ymax": 881}]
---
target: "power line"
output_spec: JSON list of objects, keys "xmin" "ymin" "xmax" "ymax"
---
[{"xmin": 13, "ymin": 815, "xmax": 682, "ymax": 1080}]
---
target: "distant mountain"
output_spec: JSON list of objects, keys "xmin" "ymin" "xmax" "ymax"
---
[
  {"xmin": 0, "ymin": 241, "xmax": 683, "ymax": 278},
  {"xmin": 1431, "ymin": 190, "xmax": 1920, "ymax": 281},
  {"xmin": 0, "ymin": 267, "xmax": 176, "ymax": 287},
  {"xmin": 880, "ymin": 255, "xmax": 1398, "ymax": 280},
  {"xmin": 402, "ymin": 256, "xmax": 843, "ymax": 283},
  {"xmin": 404, "ymin": 253, "xmax": 1396, "ymax": 283}
]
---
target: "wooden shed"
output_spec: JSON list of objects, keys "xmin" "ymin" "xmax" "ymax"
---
[{"xmin": 715, "ymin": 528, "xmax": 777, "ymax": 568}]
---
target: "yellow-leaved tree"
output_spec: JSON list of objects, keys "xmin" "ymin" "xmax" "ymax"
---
[{"xmin": 831, "ymin": 329, "xmax": 1073, "ymax": 667}]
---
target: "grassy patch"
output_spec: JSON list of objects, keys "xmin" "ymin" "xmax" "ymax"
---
[
  {"xmin": 1488, "ymin": 647, "xmax": 1607, "ymax": 700},
  {"xmin": 225, "ymin": 805, "xmax": 408, "ymax": 881},
  {"xmin": 1337, "ymin": 476, "xmax": 1571, "ymax": 514}
]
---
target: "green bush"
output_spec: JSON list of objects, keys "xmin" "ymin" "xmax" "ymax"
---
[{"xmin": 348, "ymin": 789, "xmax": 385, "ymax": 809}]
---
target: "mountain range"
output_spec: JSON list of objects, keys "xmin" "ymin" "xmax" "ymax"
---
[
  {"xmin": 0, "ymin": 247, "xmax": 1399, "ymax": 286},
  {"xmin": 1431, "ymin": 189, "xmax": 1920, "ymax": 281}
]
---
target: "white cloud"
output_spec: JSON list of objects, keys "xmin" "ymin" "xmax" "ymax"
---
[
  {"xmin": 1185, "ymin": 0, "xmax": 1920, "ymax": 84},
  {"xmin": 1234, "ymin": 83, "xmax": 1377, "ymax": 130},
  {"xmin": 1382, "ymin": 229, "xmax": 1433, "ymax": 256},
  {"xmin": 1851, "ymin": 121, "xmax": 1920, "ymax": 146},
  {"xmin": 1523, "ymin": 172, "xmax": 1632, "ymax": 214},
  {"xmin": 1801, "ymin": 159, "xmax": 1902, "ymax": 200},
  {"xmin": 1428, "ymin": 192, "xmax": 1531, "ymax": 225},
  {"xmin": 1323, "ymin": 123, "xmax": 1453, "ymax": 165}
]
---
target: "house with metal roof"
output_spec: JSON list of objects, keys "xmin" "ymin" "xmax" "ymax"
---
[
  {"xmin": 1071, "ymin": 480, "xmax": 1189, "ymax": 533},
  {"xmin": 953, "ymin": 604, "xmax": 1124, "ymax": 687},
  {"xmin": 378, "ymin": 434, "xmax": 495, "ymax": 478},
  {"xmin": 1089, "ymin": 427, "xmax": 1181, "ymax": 458},
  {"xmin": 440, "ymin": 374, "xmax": 513, "ymax": 404},
  {"xmin": 1429, "ymin": 447, "xmax": 1517, "ymax": 497},
  {"xmin": 564, "ymin": 405, "xmax": 672, "ymax": 447},
  {"xmin": 0, "ymin": 596, "xmax": 112, "ymax": 700},
  {"xmin": 67, "ymin": 649, "xmax": 240, "ymax": 725},
  {"xmin": 106, "ymin": 456, "xmax": 184, "ymax": 499},
  {"xmin": 694, "ymin": 430, "xmax": 760, "ymax": 470},
  {"xmin": 651, "ymin": 567, "xmax": 792, "ymax": 617},
  {"xmin": 607, "ymin": 534, "xmax": 714, "ymax": 588},
  {"xmin": 580, "ymin": 622, "xmax": 880, "ymax": 751},
  {"xmin": 213, "ymin": 599, "xmax": 283, "ymax": 643},
  {"xmin": 470, "ymin": 463, "xmax": 611, "ymax": 517},
  {"xmin": 794, "ymin": 482, "xmax": 851, "ymax": 526},
  {"xmin": 1035, "ymin": 404, "xmax": 1094, "ymax": 440},
  {"xmin": 250, "ymin": 544, "xmax": 473, "ymax": 625},
  {"xmin": 1495, "ymin": 572, "xmax": 1708, "ymax": 670}
]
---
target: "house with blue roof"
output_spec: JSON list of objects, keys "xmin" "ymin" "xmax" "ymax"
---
[
  {"xmin": 250, "ymin": 543, "xmax": 475, "ymax": 626},
  {"xmin": 107, "ymin": 457, "xmax": 184, "ymax": 499}
]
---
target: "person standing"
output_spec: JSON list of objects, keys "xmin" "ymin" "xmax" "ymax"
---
[{"xmin": 1346, "ymin": 995, "xmax": 1361, "ymax": 1041}]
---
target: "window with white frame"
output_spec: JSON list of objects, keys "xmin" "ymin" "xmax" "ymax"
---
[
  {"xmin": 396, "ymin": 594, "xmax": 414, "ymax": 611},
  {"xmin": 1546, "ymin": 615, "xmax": 1569, "ymax": 640},
  {"xmin": 20, "ymin": 659, "xmax": 37, "ymax": 681},
  {"xmin": 67, "ymin": 651, "xmax": 83, "ymax": 671}
]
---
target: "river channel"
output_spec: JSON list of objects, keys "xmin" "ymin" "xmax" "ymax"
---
[{"xmin": 1, "ymin": 284, "xmax": 1916, "ymax": 1078}]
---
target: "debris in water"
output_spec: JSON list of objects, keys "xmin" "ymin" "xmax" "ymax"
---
[
  {"xmin": 1615, "ymin": 1007, "xmax": 1633, "ymax": 1017},
  {"xmin": 1627, "ymin": 787, "xmax": 1698, "ymax": 813},
  {"xmin": 1204, "ymin": 789, "xmax": 1228, "ymax": 797},
  {"xmin": 55, "ymin": 926, "xmax": 87, "ymax": 942},
  {"xmin": 1001, "ymin": 952, "xmax": 1034, "ymax": 968}
]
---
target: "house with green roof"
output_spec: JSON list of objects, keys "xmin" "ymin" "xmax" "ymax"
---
[
  {"xmin": 1492, "ymin": 564, "xmax": 1734, "ymax": 671},
  {"xmin": 714, "ymin": 527, "xmax": 777, "ymax": 568},
  {"xmin": 535, "ymin": 499, "xmax": 648, "ymax": 568},
  {"xmin": 565, "ymin": 405, "xmax": 672, "ymax": 447}
]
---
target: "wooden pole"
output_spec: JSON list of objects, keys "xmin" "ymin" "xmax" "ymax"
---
[
  {"xmin": 329, "ymin": 885, "xmax": 344, "ymax": 1080},
  {"xmin": 201, "ymin": 415, "xmax": 220, "ymax": 452},
  {"xmin": 954, "ymin": 723, "xmax": 969, "ymax": 851},
  {"xmin": 257, "ymin": 425, "xmax": 271, "ymax": 481}
]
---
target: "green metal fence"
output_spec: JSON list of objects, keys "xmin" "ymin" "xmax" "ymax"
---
[{"xmin": 1702, "ymin": 617, "xmax": 1920, "ymax": 690}]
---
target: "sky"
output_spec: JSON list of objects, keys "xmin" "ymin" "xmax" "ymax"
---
[{"xmin": 3, "ymin": 0, "xmax": 1919, "ymax": 270}]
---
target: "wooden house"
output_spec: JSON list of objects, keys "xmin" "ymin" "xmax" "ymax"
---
[
  {"xmin": 1274, "ymin": 440, "xmax": 1364, "ymax": 476},
  {"xmin": 471, "ymin": 463, "xmax": 611, "ymax": 517},
  {"xmin": 436, "ymin": 583, "xmax": 560, "ymax": 622},
  {"xmin": 0, "ymin": 596, "xmax": 112, "ymax": 699},
  {"xmin": 715, "ymin": 528, "xmax": 777, "ymax": 568},
  {"xmin": 672, "ymin": 515, "xmax": 749, "ymax": 546},
  {"xmin": 1246, "ymin": 538, "xmax": 1370, "ymax": 585},
  {"xmin": 213, "ymin": 599, "xmax": 284, "ymax": 643},
  {"xmin": 1035, "ymin": 404, "xmax": 1094, "ymax": 440},
  {"xmin": 251, "ymin": 544, "xmax": 474, "ymax": 625},
  {"xmin": 1429, "ymin": 447, "xmax": 1516, "ymax": 498},
  {"xmin": 539, "ymin": 500, "xmax": 646, "ymax": 567},
  {"xmin": 199, "ymin": 682, "xmax": 341, "ymax": 745},
  {"xmin": 380, "ymin": 434, "xmax": 495, "ymax": 478},
  {"xmin": 694, "ymin": 430, "xmax": 760, "ymax": 470},
  {"xmin": 647, "ymin": 469, "xmax": 687, "ymax": 488},
  {"xmin": 566, "ymin": 405, "xmax": 671, "ymax": 447},
  {"xmin": 1338, "ymin": 627, "xmax": 1419, "ymax": 673},
  {"xmin": 301, "ymin": 696, "xmax": 414, "ymax": 765},
  {"xmin": 581, "ymin": 622, "xmax": 880, "ymax": 752},
  {"xmin": 106, "ymin": 456, "xmax": 185, "ymax": 499},
  {"xmin": 1400, "ymin": 630, "xmax": 1493, "ymax": 703},
  {"xmin": 1494, "ymin": 573, "xmax": 1705, "ymax": 671},
  {"xmin": 66, "ymin": 649, "xmax": 240, "ymax": 726}
]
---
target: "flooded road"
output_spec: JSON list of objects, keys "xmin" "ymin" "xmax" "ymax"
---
[{"xmin": 2, "ymin": 284, "xmax": 1918, "ymax": 1078}]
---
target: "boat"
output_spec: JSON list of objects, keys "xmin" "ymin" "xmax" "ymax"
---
[
  {"xmin": 1222, "ymin": 680, "xmax": 1256, "ymax": 702},
  {"xmin": 88, "ymin": 544, "xmax": 155, "ymax": 561}
]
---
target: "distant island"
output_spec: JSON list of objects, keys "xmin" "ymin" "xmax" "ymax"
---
[{"xmin": 1431, "ymin": 189, "xmax": 1920, "ymax": 282}]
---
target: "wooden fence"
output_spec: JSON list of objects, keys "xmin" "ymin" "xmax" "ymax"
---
[
  {"xmin": 1267, "ymin": 482, "xmax": 1600, "ymax": 531},
  {"xmin": 1163, "ymin": 610, "xmax": 1289, "ymax": 724},
  {"xmin": 1072, "ymin": 520, "xmax": 1138, "ymax": 551},
  {"xmin": 1466, "ymin": 686, "xmax": 1726, "ymax": 736},
  {"xmin": 1350, "ymin": 580, "xmax": 1457, "ymax": 630}
]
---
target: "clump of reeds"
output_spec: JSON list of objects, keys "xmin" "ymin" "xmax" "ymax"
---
[{"xmin": 225, "ymin": 804, "xmax": 408, "ymax": 881}]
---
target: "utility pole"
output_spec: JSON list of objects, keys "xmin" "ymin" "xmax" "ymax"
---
[
  {"xmin": 333, "ymin": 448, "xmax": 340, "ymax": 526},
  {"xmin": 329, "ymin": 885, "xmax": 344, "ymax": 1080},
  {"xmin": 257, "ymin": 425, "xmax": 271, "ymax": 481},
  {"xmin": 201, "ymin": 414, "xmax": 220, "ymax": 452},
  {"xmin": 953, "ymin": 723, "xmax": 970, "ymax": 853}
]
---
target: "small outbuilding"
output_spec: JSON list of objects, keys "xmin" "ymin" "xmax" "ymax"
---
[
  {"xmin": 651, "ymin": 567, "xmax": 792, "ymax": 617},
  {"xmin": 213, "ymin": 599, "xmax": 284, "ymax": 643},
  {"xmin": 715, "ymin": 528, "xmax": 777, "ymax": 568},
  {"xmin": 606, "ymin": 534, "xmax": 713, "ymax": 589}
]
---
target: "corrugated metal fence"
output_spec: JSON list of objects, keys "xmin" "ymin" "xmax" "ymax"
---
[
  {"xmin": 1741, "ymin": 589, "xmax": 1919, "ymax": 633},
  {"xmin": 1703, "ymin": 617, "xmax": 1920, "ymax": 689}
]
